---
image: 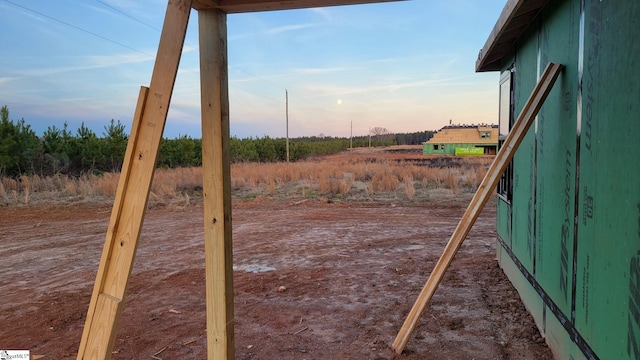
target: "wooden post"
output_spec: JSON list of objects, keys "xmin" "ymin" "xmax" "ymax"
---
[
  {"xmin": 76, "ymin": 1, "xmax": 192, "ymax": 358},
  {"xmin": 198, "ymin": 9, "xmax": 235, "ymax": 360},
  {"xmin": 284, "ymin": 89, "xmax": 289, "ymax": 164},
  {"xmin": 392, "ymin": 63, "xmax": 563, "ymax": 354}
]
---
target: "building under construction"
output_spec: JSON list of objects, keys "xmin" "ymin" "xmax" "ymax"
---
[
  {"xmin": 422, "ymin": 124, "xmax": 498, "ymax": 155},
  {"xmin": 476, "ymin": 0, "xmax": 640, "ymax": 359}
]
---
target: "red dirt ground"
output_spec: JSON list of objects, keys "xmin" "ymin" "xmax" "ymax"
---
[{"xmin": 0, "ymin": 195, "xmax": 552, "ymax": 359}]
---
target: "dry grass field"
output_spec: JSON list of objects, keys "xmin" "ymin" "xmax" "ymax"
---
[{"xmin": 0, "ymin": 146, "xmax": 492, "ymax": 206}]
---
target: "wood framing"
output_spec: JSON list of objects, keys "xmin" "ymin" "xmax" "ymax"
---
[
  {"xmin": 392, "ymin": 62, "xmax": 564, "ymax": 354},
  {"xmin": 77, "ymin": 0, "xmax": 410, "ymax": 359},
  {"xmin": 191, "ymin": 0, "xmax": 401, "ymax": 13},
  {"xmin": 475, "ymin": 0, "xmax": 550, "ymax": 72},
  {"xmin": 76, "ymin": 1, "xmax": 192, "ymax": 358},
  {"xmin": 198, "ymin": 9, "xmax": 235, "ymax": 359}
]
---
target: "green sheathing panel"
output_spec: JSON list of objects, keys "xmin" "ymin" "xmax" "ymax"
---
[
  {"xmin": 535, "ymin": 0, "xmax": 579, "ymax": 321},
  {"xmin": 422, "ymin": 143, "xmax": 445, "ymax": 155},
  {"xmin": 422, "ymin": 143, "xmax": 494, "ymax": 155},
  {"xmin": 444, "ymin": 143, "xmax": 462, "ymax": 154},
  {"xmin": 545, "ymin": 307, "xmax": 586, "ymax": 360},
  {"xmin": 497, "ymin": 245, "xmax": 545, "ymax": 336},
  {"xmin": 574, "ymin": 1, "xmax": 640, "ymax": 358},
  {"xmin": 511, "ymin": 24, "xmax": 538, "ymax": 274},
  {"xmin": 498, "ymin": 243, "xmax": 587, "ymax": 360}
]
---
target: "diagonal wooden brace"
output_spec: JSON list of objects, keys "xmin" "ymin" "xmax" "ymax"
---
[
  {"xmin": 76, "ymin": 1, "xmax": 193, "ymax": 358},
  {"xmin": 392, "ymin": 62, "xmax": 564, "ymax": 354}
]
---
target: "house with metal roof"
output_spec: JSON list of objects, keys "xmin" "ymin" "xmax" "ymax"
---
[{"xmin": 477, "ymin": 0, "xmax": 640, "ymax": 359}]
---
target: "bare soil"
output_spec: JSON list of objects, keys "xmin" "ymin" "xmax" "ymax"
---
[{"xmin": 0, "ymin": 195, "xmax": 552, "ymax": 359}]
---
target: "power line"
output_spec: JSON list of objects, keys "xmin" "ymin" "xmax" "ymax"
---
[
  {"xmin": 229, "ymin": 83, "xmax": 282, "ymax": 104},
  {"xmin": 95, "ymin": 0, "xmax": 160, "ymax": 32},
  {"xmin": 235, "ymin": 68, "xmax": 285, "ymax": 91},
  {"xmin": 2, "ymin": 0, "xmax": 288, "ymax": 109},
  {"xmin": 1, "ymin": 0, "xmax": 155, "ymax": 58},
  {"xmin": 93, "ymin": 1, "xmax": 198, "ymax": 54}
]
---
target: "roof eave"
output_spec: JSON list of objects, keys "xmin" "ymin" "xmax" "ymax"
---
[{"xmin": 475, "ymin": 0, "xmax": 550, "ymax": 72}]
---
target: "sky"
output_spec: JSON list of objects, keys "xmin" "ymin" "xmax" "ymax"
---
[{"xmin": 0, "ymin": 0, "xmax": 506, "ymax": 139}]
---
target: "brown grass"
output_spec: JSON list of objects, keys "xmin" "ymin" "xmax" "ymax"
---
[
  {"xmin": 401, "ymin": 173, "xmax": 416, "ymax": 201},
  {"xmin": 0, "ymin": 153, "xmax": 493, "ymax": 206}
]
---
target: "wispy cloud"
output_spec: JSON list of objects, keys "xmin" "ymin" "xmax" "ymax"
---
[
  {"xmin": 0, "ymin": 77, "xmax": 18, "ymax": 85},
  {"xmin": 9, "ymin": 52, "xmax": 155, "ymax": 78},
  {"xmin": 230, "ymin": 22, "xmax": 320, "ymax": 40},
  {"xmin": 292, "ymin": 67, "xmax": 347, "ymax": 75},
  {"xmin": 308, "ymin": 8, "xmax": 334, "ymax": 22},
  {"xmin": 266, "ymin": 23, "xmax": 319, "ymax": 35},
  {"xmin": 302, "ymin": 75, "xmax": 476, "ymax": 98}
]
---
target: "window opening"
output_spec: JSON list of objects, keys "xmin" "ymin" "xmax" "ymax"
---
[{"xmin": 498, "ymin": 67, "xmax": 515, "ymax": 202}]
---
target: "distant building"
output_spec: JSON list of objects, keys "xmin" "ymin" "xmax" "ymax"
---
[{"xmin": 422, "ymin": 124, "xmax": 498, "ymax": 155}]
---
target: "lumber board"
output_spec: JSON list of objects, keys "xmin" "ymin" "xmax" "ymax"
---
[
  {"xmin": 76, "ymin": 85, "xmax": 148, "ymax": 360},
  {"xmin": 392, "ymin": 62, "xmax": 563, "ymax": 354},
  {"xmin": 198, "ymin": 9, "xmax": 235, "ymax": 360},
  {"xmin": 191, "ymin": 0, "xmax": 402, "ymax": 13},
  {"xmin": 76, "ymin": 1, "xmax": 193, "ymax": 358}
]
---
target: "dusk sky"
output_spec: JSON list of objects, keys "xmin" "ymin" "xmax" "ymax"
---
[{"xmin": 0, "ymin": 0, "xmax": 506, "ymax": 139}]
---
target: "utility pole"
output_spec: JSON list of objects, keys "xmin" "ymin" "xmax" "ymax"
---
[
  {"xmin": 350, "ymin": 120, "xmax": 353, "ymax": 150},
  {"xmin": 368, "ymin": 125, "xmax": 371, "ymax": 147},
  {"xmin": 286, "ymin": 89, "xmax": 289, "ymax": 163}
]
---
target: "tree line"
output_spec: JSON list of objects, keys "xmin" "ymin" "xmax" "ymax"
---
[{"xmin": 0, "ymin": 106, "xmax": 433, "ymax": 178}]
